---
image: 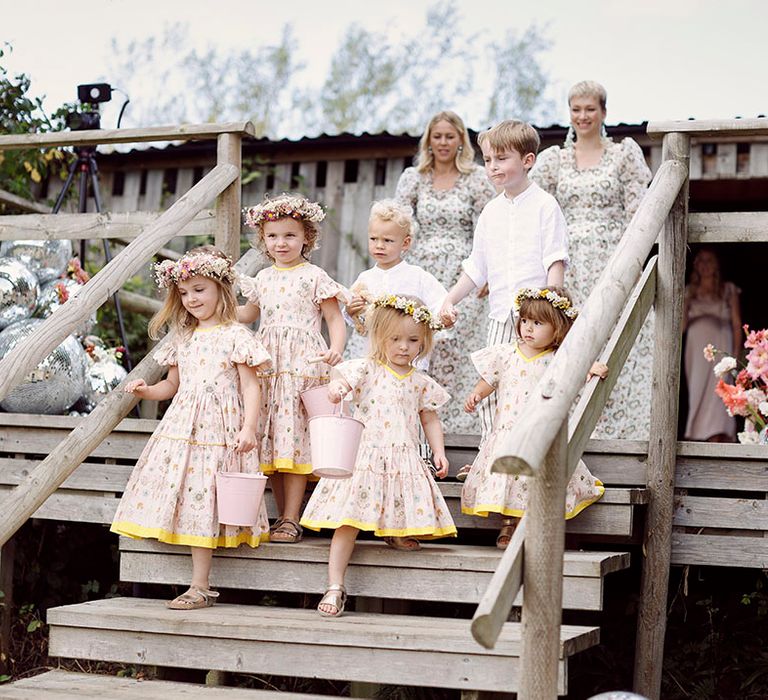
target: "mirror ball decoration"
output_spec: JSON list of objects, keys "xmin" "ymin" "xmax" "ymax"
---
[
  {"xmin": 34, "ymin": 278, "xmax": 95, "ymax": 337},
  {"xmin": 81, "ymin": 359, "xmax": 128, "ymax": 411},
  {"xmin": 0, "ymin": 319, "xmax": 88, "ymax": 414},
  {"xmin": 0, "ymin": 239, "xmax": 73, "ymax": 284},
  {"xmin": 0, "ymin": 257, "xmax": 39, "ymax": 330}
]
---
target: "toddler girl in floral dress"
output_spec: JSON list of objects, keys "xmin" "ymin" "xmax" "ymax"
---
[
  {"xmin": 300, "ymin": 295, "xmax": 457, "ymax": 617},
  {"xmin": 111, "ymin": 246, "xmax": 272, "ymax": 610},
  {"xmin": 240, "ymin": 194, "xmax": 348, "ymax": 544},
  {"xmin": 461, "ymin": 287, "xmax": 606, "ymax": 548}
]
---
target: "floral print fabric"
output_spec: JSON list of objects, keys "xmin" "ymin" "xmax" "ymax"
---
[
  {"xmin": 239, "ymin": 263, "xmax": 349, "ymax": 474},
  {"xmin": 300, "ymin": 359, "xmax": 457, "ymax": 538},
  {"xmin": 396, "ymin": 165, "xmax": 496, "ymax": 434},
  {"xmin": 461, "ymin": 343, "xmax": 604, "ymax": 519},
  {"xmin": 531, "ymin": 138, "xmax": 654, "ymax": 440},
  {"xmin": 110, "ymin": 324, "xmax": 272, "ymax": 549}
]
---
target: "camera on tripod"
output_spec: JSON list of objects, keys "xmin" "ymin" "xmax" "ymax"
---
[{"xmin": 65, "ymin": 83, "xmax": 113, "ymax": 131}]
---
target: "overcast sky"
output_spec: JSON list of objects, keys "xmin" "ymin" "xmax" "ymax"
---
[{"xmin": 4, "ymin": 0, "xmax": 766, "ymax": 135}]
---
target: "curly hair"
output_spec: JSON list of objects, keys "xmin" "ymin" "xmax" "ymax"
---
[
  {"xmin": 369, "ymin": 199, "xmax": 414, "ymax": 239},
  {"xmin": 243, "ymin": 193, "xmax": 323, "ymax": 260}
]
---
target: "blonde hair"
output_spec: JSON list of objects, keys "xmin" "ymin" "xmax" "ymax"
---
[
  {"xmin": 687, "ymin": 246, "xmax": 724, "ymax": 300},
  {"xmin": 478, "ymin": 120, "xmax": 540, "ymax": 159},
  {"xmin": 515, "ymin": 286, "xmax": 575, "ymax": 350},
  {"xmin": 568, "ymin": 80, "xmax": 607, "ymax": 111},
  {"xmin": 245, "ymin": 193, "xmax": 322, "ymax": 260},
  {"xmin": 367, "ymin": 299, "xmax": 435, "ymax": 365},
  {"xmin": 414, "ymin": 111, "xmax": 476, "ymax": 175},
  {"xmin": 369, "ymin": 199, "xmax": 413, "ymax": 239},
  {"xmin": 148, "ymin": 245, "xmax": 238, "ymax": 340}
]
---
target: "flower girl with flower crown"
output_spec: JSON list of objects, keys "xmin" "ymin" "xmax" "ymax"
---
[{"xmin": 300, "ymin": 295, "xmax": 457, "ymax": 617}]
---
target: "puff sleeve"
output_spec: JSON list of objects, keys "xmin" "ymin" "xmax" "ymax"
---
[
  {"xmin": 471, "ymin": 344, "xmax": 512, "ymax": 388},
  {"xmin": 395, "ymin": 167, "xmax": 420, "ymax": 213},
  {"xmin": 530, "ymin": 145, "xmax": 562, "ymax": 196},
  {"xmin": 229, "ymin": 325, "xmax": 272, "ymax": 371},
  {"xmin": 417, "ymin": 374, "xmax": 450, "ymax": 412},
  {"xmin": 335, "ymin": 358, "xmax": 371, "ymax": 394},
  {"xmin": 238, "ymin": 275, "xmax": 260, "ymax": 305},
  {"xmin": 154, "ymin": 338, "xmax": 178, "ymax": 366},
  {"xmin": 618, "ymin": 138, "xmax": 652, "ymax": 227},
  {"xmin": 313, "ymin": 267, "xmax": 350, "ymax": 306}
]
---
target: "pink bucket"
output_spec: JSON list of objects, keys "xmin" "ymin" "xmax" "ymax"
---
[
  {"xmin": 300, "ymin": 384, "xmax": 337, "ymax": 418},
  {"xmin": 309, "ymin": 411, "xmax": 364, "ymax": 479},
  {"xmin": 215, "ymin": 471, "xmax": 268, "ymax": 526}
]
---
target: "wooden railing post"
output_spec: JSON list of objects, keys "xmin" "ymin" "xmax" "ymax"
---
[
  {"xmin": 634, "ymin": 131, "xmax": 690, "ymax": 699},
  {"xmin": 215, "ymin": 133, "xmax": 243, "ymax": 261},
  {"xmin": 518, "ymin": 424, "xmax": 568, "ymax": 700}
]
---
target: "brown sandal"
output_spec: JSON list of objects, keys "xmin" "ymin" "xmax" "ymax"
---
[
  {"xmin": 496, "ymin": 519, "xmax": 518, "ymax": 550},
  {"xmin": 271, "ymin": 517, "xmax": 303, "ymax": 543},
  {"xmin": 166, "ymin": 585, "xmax": 220, "ymax": 610},
  {"xmin": 456, "ymin": 464, "xmax": 472, "ymax": 482},
  {"xmin": 384, "ymin": 536, "xmax": 421, "ymax": 551},
  {"xmin": 318, "ymin": 584, "xmax": 347, "ymax": 618}
]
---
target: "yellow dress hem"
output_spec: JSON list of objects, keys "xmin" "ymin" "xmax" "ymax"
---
[
  {"xmin": 260, "ymin": 458, "xmax": 314, "ymax": 475},
  {"xmin": 299, "ymin": 516, "xmax": 457, "ymax": 539},
  {"xmin": 110, "ymin": 522, "xmax": 269, "ymax": 549}
]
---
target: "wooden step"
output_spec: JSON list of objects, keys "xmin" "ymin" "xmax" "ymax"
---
[
  {"xmin": 119, "ymin": 538, "xmax": 630, "ymax": 611},
  {"xmin": 0, "ymin": 669, "xmax": 339, "ymax": 698},
  {"xmin": 47, "ymin": 598, "xmax": 599, "ymax": 695}
]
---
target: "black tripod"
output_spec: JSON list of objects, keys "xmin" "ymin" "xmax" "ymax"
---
[{"xmin": 52, "ymin": 145, "xmax": 133, "ymax": 371}]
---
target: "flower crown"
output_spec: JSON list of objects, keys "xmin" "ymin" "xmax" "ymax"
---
[
  {"xmin": 372, "ymin": 294, "xmax": 444, "ymax": 331},
  {"xmin": 513, "ymin": 287, "xmax": 578, "ymax": 319},
  {"xmin": 243, "ymin": 194, "xmax": 326, "ymax": 228},
  {"xmin": 153, "ymin": 252, "xmax": 236, "ymax": 289}
]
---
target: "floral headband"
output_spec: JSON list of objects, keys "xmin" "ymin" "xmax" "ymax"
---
[
  {"xmin": 153, "ymin": 252, "xmax": 236, "ymax": 289},
  {"xmin": 513, "ymin": 287, "xmax": 578, "ymax": 319},
  {"xmin": 372, "ymin": 294, "xmax": 444, "ymax": 331},
  {"xmin": 243, "ymin": 194, "xmax": 326, "ymax": 228}
]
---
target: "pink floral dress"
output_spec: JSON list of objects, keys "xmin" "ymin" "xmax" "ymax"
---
[
  {"xmin": 239, "ymin": 263, "xmax": 348, "ymax": 475},
  {"xmin": 111, "ymin": 323, "xmax": 272, "ymax": 549},
  {"xmin": 461, "ymin": 343, "xmax": 604, "ymax": 519},
  {"xmin": 300, "ymin": 359, "xmax": 457, "ymax": 538}
]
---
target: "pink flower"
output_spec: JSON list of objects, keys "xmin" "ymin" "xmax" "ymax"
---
[
  {"xmin": 746, "ymin": 345, "xmax": 768, "ymax": 382},
  {"xmin": 703, "ymin": 344, "xmax": 716, "ymax": 362},
  {"xmin": 744, "ymin": 325, "xmax": 768, "ymax": 349},
  {"xmin": 715, "ymin": 379, "xmax": 749, "ymax": 417}
]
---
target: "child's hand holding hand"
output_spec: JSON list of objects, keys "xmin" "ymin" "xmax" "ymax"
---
[
  {"xmin": 432, "ymin": 454, "xmax": 450, "ymax": 479},
  {"xmin": 439, "ymin": 302, "xmax": 458, "ymax": 329},
  {"xmin": 124, "ymin": 379, "xmax": 148, "ymax": 396},
  {"xmin": 464, "ymin": 391, "xmax": 483, "ymax": 413},
  {"xmin": 234, "ymin": 427, "xmax": 257, "ymax": 453},
  {"xmin": 346, "ymin": 295, "xmax": 367, "ymax": 317},
  {"xmin": 327, "ymin": 380, "xmax": 347, "ymax": 403},
  {"xmin": 587, "ymin": 362, "xmax": 609, "ymax": 381}
]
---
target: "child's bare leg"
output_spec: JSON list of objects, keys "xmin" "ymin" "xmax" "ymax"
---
[
  {"xmin": 190, "ymin": 546, "xmax": 214, "ymax": 589},
  {"xmin": 496, "ymin": 516, "xmax": 520, "ymax": 550},
  {"xmin": 271, "ymin": 472, "xmax": 308, "ymax": 542},
  {"xmin": 270, "ymin": 472, "xmax": 285, "ymax": 516},
  {"xmin": 319, "ymin": 525, "xmax": 358, "ymax": 615}
]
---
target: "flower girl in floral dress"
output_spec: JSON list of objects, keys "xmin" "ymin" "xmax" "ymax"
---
[
  {"xmin": 240, "ymin": 194, "xmax": 348, "ymax": 544},
  {"xmin": 111, "ymin": 246, "xmax": 272, "ymax": 610},
  {"xmin": 461, "ymin": 287, "xmax": 606, "ymax": 548},
  {"xmin": 300, "ymin": 295, "xmax": 457, "ymax": 617}
]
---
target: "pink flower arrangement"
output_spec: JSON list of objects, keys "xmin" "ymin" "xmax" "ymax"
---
[{"xmin": 704, "ymin": 325, "xmax": 768, "ymax": 444}]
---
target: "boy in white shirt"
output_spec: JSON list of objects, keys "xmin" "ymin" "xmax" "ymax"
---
[{"xmin": 441, "ymin": 120, "xmax": 569, "ymax": 451}]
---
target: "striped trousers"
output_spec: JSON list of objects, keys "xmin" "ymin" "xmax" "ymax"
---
[{"xmin": 479, "ymin": 315, "xmax": 518, "ymax": 438}]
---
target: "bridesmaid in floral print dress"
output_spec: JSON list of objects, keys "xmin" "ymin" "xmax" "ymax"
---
[
  {"xmin": 241, "ymin": 194, "xmax": 348, "ymax": 544},
  {"xmin": 396, "ymin": 110, "xmax": 496, "ymax": 435}
]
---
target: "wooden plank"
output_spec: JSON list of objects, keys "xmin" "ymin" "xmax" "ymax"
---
[
  {"xmin": 0, "ymin": 122, "xmax": 256, "ymax": 149},
  {"xmin": 0, "ymin": 670, "xmax": 336, "ymax": 699},
  {"xmin": 0, "ymin": 458, "xmax": 132, "ymax": 491},
  {"xmin": 214, "ymin": 133, "xmax": 242, "ymax": 261},
  {"xmin": 749, "ymin": 143, "xmax": 768, "ymax": 177},
  {"xmin": 675, "ymin": 457, "xmax": 768, "ymax": 490},
  {"xmin": 0, "ymin": 427, "xmax": 150, "ymax": 460},
  {"xmin": 120, "ymin": 172, "xmax": 141, "ymax": 212},
  {"xmin": 689, "ymin": 144, "xmax": 703, "ymax": 179},
  {"xmin": 0, "ymin": 486, "xmax": 119, "ymax": 523},
  {"xmin": 674, "ymin": 495, "xmax": 768, "ymax": 530},
  {"xmin": 0, "ymin": 188, "xmax": 49, "ymax": 213},
  {"xmin": 671, "ymin": 532, "xmax": 768, "ymax": 568},
  {"xmin": 647, "ymin": 117, "xmax": 768, "ymax": 138},
  {"xmin": 688, "ymin": 211, "xmax": 768, "ymax": 243},
  {"xmin": 142, "ymin": 170, "xmax": 164, "ymax": 211},
  {"xmin": 0, "ymin": 413, "xmax": 156, "ymax": 432},
  {"xmin": 716, "ymin": 143, "xmax": 737, "ymax": 178}
]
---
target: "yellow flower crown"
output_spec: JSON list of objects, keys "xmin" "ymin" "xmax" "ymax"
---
[
  {"xmin": 513, "ymin": 287, "xmax": 578, "ymax": 319},
  {"xmin": 372, "ymin": 294, "xmax": 444, "ymax": 330}
]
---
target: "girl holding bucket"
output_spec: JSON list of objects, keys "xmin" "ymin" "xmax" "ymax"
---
[
  {"xmin": 240, "ymin": 194, "xmax": 348, "ymax": 544},
  {"xmin": 111, "ymin": 247, "xmax": 272, "ymax": 610},
  {"xmin": 300, "ymin": 295, "xmax": 457, "ymax": 617}
]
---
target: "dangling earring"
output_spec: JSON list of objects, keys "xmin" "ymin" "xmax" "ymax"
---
[
  {"xmin": 600, "ymin": 122, "xmax": 609, "ymax": 142},
  {"xmin": 427, "ymin": 146, "xmax": 433, "ymax": 154},
  {"xmin": 564, "ymin": 125, "xmax": 575, "ymax": 148},
  {"xmin": 457, "ymin": 145, "xmax": 463, "ymax": 152}
]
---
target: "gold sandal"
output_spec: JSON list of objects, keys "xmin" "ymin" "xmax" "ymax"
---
[
  {"xmin": 496, "ymin": 519, "xmax": 518, "ymax": 550},
  {"xmin": 166, "ymin": 585, "xmax": 220, "ymax": 610},
  {"xmin": 456, "ymin": 464, "xmax": 472, "ymax": 482},
  {"xmin": 318, "ymin": 584, "xmax": 347, "ymax": 618}
]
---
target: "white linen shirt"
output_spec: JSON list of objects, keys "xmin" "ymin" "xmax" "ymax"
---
[{"xmin": 461, "ymin": 181, "xmax": 569, "ymax": 322}]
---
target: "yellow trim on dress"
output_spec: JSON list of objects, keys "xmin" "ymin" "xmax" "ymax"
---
[
  {"xmin": 110, "ymin": 522, "xmax": 269, "ymax": 549},
  {"xmin": 461, "ymin": 480, "xmax": 605, "ymax": 520},
  {"xmin": 377, "ymin": 361, "xmax": 415, "ymax": 380},
  {"xmin": 299, "ymin": 516, "xmax": 457, "ymax": 539},
  {"xmin": 193, "ymin": 324, "xmax": 224, "ymax": 333},
  {"xmin": 514, "ymin": 345, "xmax": 554, "ymax": 363},
  {"xmin": 273, "ymin": 262, "xmax": 308, "ymax": 271},
  {"xmin": 260, "ymin": 458, "xmax": 314, "ymax": 475}
]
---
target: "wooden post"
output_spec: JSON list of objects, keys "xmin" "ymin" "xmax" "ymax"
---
[
  {"xmin": 215, "ymin": 133, "xmax": 242, "ymax": 261},
  {"xmin": 0, "ymin": 538, "xmax": 15, "ymax": 677},
  {"xmin": 633, "ymin": 131, "xmax": 690, "ymax": 699},
  {"xmin": 518, "ymin": 425, "xmax": 568, "ymax": 700}
]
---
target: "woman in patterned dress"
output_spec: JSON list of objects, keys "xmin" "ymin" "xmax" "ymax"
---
[
  {"xmin": 530, "ymin": 81, "xmax": 653, "ymax": 440},
  {"xmin": 396, "ymin": 111, "xmax": 496, "ymax": 435}
]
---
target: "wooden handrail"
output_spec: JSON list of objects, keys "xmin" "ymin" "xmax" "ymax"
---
[
  {"xmin": 490, "ymin": 159, "xmax": 687, "ymax": 477},
  {"xmin": 0, "ymin": 249, "xmax": 263, "ymax": 548},
  {"xmin": 0, "ymin": 163, "xmax": 239, "ymax": 405},
  {"xmin": 647, "ymin": 117, "xmax": 768, "ymax": 138},
  {"xmin": 0, "ymin": 122, "xmax": 255, "ymax": 149},
  {"xmin": 0, "ymin": 188, "xmax": 49, "ymax": 214}
]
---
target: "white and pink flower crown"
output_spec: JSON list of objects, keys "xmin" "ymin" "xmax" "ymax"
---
[
  {"xmin": 153, "ymin": 252, "xmax": 236, "ymax": 289},
  {"xmin": 372, "ymin": 294, "xmax": 444, "ymax": 331},
  {"xmin": 513, "ymin": 287, "xmax": 578, "ymax": 319},
  {"xmin": 243, "ymin": 194, "xmax": 325, "ymax": 228}
]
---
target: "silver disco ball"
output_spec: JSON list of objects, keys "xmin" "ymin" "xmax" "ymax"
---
[
  {"xmin": 0, "ymin": 319, "xmax": 88, "ymax": 414},
  {"xmin": 81, "ymin": 359, "xmax": 128, "ymax": 411},
  {"xmin": 0, "ymin": 239, "xmax": 72, "ymax": 284},
  {"xmin": 34, "ymin": 278, "xmax": 94, "ymax": 336},
  {"xmin": 0, "ymin": 257, "xmax": 39, "ymax": 330}
]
